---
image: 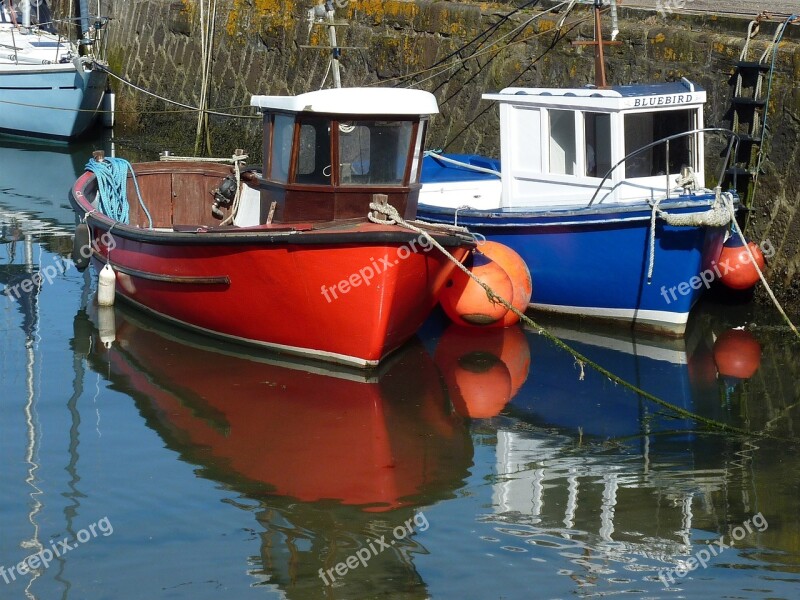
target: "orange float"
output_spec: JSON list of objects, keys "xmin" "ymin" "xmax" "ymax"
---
[
  {"xmin": 712, "ymin": 329, "xmax": 761, "ymax": 380},
  {"xmin": 718, "ymin": 236, "xmax": 765, "ymax": 290},
  {"xmin": 479, "ymin": 241, "xmax": 533, "ymax": 327},
  {"xmin": 439, "ymin": 242, "xmax": 532, "ymax": 328},
  {"xmin": 439, "ymin": 251, "xmax": 512, "ymax": 326},
  {"xmin": 434, "ymin": 324, "xmax": 531, "ymax": 418}
]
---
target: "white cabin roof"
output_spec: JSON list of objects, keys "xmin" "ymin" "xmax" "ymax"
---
[
  {"xmin": 250, "ymin": 88, "xmax": 439, "ymax": 116},
  {"xmin": 483, "ymin": 80, "xmax": 706, "ymax": 112}
]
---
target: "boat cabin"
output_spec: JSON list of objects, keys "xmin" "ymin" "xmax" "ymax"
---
[
  {"xmin": 249, "ymin": 88, "xmax": 437, "ymax": 223},
  {"xmin": 485, "ymin": 79, "xmax": 707, "ymax": 207}
]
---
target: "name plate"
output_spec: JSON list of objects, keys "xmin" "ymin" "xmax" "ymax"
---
[{"xmin": 630, "ymin": 94, "xmax": 695, "ymax": 108}]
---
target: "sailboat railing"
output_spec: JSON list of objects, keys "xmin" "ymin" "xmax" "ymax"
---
[{"xmin": 3, "ymin": 14, "xmax": 109, "ymax": 65}]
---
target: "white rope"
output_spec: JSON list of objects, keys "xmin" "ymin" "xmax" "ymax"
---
[
  {"xmin": 158, "ymin": 154, "xmax": 248, "ymax": 163},
  {"xmin": 220, "ymin": 155, "xmax": 245, "ymax": 226},
  {"xmin": 368, "ymin": 201, "xmax": 505, "ymax": 309},
  {"xmin": 722, "ymin": 194, "xmax": 799, "ymax": 339},
  {"xmin": 647, "ymin": 189, "xmax": 734, "ymax": 282},
  {"xmin": 647, "ymin": 196, "xmax": 662, "ymax": 282},
  {"xmin": 424, "ymin": 151, "xmax": 501, "ymax": 178},
  {"xmin": 650, "ymin": 187, "xmax": 734, "ymax": 228},
  {"xmin": 368, "ymin": 201, "xmax": 471, "ymax": 236},
  {"xmin": 656, "ymin": 204, "xmax": 732, "ymax": 228}
]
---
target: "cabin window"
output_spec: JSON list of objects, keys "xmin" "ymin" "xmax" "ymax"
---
[
  {"xmin": 584, "ymin": 112, "xmax": 611, "ymax": 178},
  {"xmin": 548, "ymin": 110, "xmax": 576, "ymax": 175},
  {"xmin": 338, "ymin": 120, "xmax": 413, "ymax": 186},
  {"xmin": 624, "ymin": 109, "xmax": 696, "ymax": 178},
  {"xmin": 296, "ymin": 118, "xmax": 332, "ymax": 185},
  {"xmin": 270, "ymin": 114, "xmax": 294, "ymax": 183}
]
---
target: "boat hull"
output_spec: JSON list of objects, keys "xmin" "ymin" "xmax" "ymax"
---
[
  {"xmin": 0, "ymin": 61, "xmax": 106, "ymax": 139},
  {"xmin": 417, "ymin": 199, "xmax": 728, "ymax": 335},
  {"xmin": 69, "ymin": 159, "xmax": 475, "ymax": 367},
  {"xmin": 86, "ymin": 230, "xmax": 467, "ymax": 366}
]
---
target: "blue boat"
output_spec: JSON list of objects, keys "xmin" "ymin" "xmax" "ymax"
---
[
  {"xmin": 0, "ymin": 1, "xmax": 108, "ymax": 139},
  {"xmin": 417, "ymin": 5, "xmax": 739, "ymax": 336}
]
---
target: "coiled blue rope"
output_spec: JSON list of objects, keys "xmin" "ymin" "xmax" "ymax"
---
[{"xmin": 85, "ymin": 157, "xmax": 153, "ymax": 228}]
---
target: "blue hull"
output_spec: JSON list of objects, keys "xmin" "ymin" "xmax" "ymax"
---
[
  {"xmin": 419, "ymin": 157, "xmax": 729, "ymax": 334},
  {"xmin": 0, "ymin": 62, "xmax": 106, "ymax": 139}
]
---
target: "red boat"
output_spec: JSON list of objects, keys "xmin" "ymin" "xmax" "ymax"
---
[{"xmin": 69, "ymin": 88, "xmax": 474, "ymax": 367}]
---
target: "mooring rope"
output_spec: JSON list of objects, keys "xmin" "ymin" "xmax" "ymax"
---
[
  {"xmin": 85, "ymin": 157, "xmax": 153, "ymax": 229},
  {"xmin": 368, "ymin": 200, "xmax": 773, "ymax": 438},
  {"xmin": 220, "ymin": 153, "xmax": 246, "ymax": 226},
  {"xmin": 722, "ymin": 194, "xmax": 800, "ymax": 339},
  {"xmin": 646, "ymin": 188, "xmax": 734, "ymax": 282}
]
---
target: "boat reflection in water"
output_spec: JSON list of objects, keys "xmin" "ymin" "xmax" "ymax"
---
[
  {"xmin": 80, "ymin": 300, "xmax": 785, "ymax": 597},
  {"xmin": 84, "ymin": 304, "xmax": 475, "ymax": 596},
  {"xmin": 0, "ymin": 137, "xmax": 89, "ymax": 227},
  {"xmin": 477, "ymin": 318, "xmax": 777, "ymax": 595}
]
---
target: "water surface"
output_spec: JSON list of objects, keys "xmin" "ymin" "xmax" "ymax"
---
[{"xmin": 1, "ymin": 135, "xmax": 800, "ymax": 599}]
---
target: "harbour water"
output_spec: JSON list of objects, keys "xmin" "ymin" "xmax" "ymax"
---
[{"xmin": 1, "ymin": 132, "xmax": 800, "ymax": 599}]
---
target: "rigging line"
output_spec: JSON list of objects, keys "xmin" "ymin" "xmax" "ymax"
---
[
  {"xmin": 0, "ymin": 97, "xmax": 255, "ymax": 115},
  {"xmin": 441, "ymin": 19, "xmax": 577, "ymax": 149},
  {"xmin": 400, "ymin": 7, "xmax": 587, "ymax": 92},
  {"xmin": 423, "ymin": 0, "xmax": 544, "ymax": 72},
  {"xmin": 96, "ymin": 64, "xmax": 260, "ymax": 119},
  {"xmin": 370, "ymin": 202, "xmax": 763, "ymax": 439},
  {"xmin": 371, "ymin": 1, "xmax": 575, "ymax": 89},
  {"xmin": 437, "ymin": 1, "xmax": 569, "ymax": 105}
]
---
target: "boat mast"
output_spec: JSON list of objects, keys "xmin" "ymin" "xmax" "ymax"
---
[
  {"xmin": 324, "ymin": 0, "xmax": 342, "ymax": 89},
  {"xmin": 22, "ymin": 0, "xmax": 30, "ymax": 28}
]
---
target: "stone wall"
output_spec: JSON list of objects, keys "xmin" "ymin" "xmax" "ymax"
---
[{"xmin": 53, "ymin": 0, "xmax": 800, "ymax": 309}]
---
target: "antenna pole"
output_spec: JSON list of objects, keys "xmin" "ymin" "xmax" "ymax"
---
[
  {"xmin": 594, "ymin": 0, "xmax": 607, "ymax": 88},
  {"xmin": 325, "ymin": 1, "xmax": 342, "ymax": 89}
]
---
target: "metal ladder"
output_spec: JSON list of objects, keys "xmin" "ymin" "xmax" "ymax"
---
[{"xmin": 723, "ymin": 14, "xmax": 796, "ymax": 212}]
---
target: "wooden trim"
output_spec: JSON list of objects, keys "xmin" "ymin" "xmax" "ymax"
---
[
  {"xmin": 288, "ymin": 118, "xmax": 301, "ymax": 184},
  {"xmin": 331, "ymin": 119, "xmax": 341, "ymax": 187},
  {"xmin": 403, "ymin": 121, "xmax": 419, "ymax": 185},
  {"xmin": 264, "ymin": 113, "xmax": 273, "ymax": 180},
  {"xmin": 415, "ymin": 120, "xmax": 428, "ymax": 183},
  {"xmin": 283, "ymin": 183, "xmax": 411, "ymax": 194}
]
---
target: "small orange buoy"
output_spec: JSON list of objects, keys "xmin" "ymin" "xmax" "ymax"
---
[
  {"xmin": 713, "ymin": 329, "xmax": 761, "ymax": 380},
  {"xmin": 434, "ymin": 324, "xmax": 531, "ymax": 418},
  {"xmin": 477, "ymin": 242, "xmax": 533, "ymax": 327},
  {"xmin": 718, "ymin": 236, "xmax": 765, "ymax": 290},
  {"xmin": 439, "ymin": 251, "xmax": 512, "ymax": 327}
]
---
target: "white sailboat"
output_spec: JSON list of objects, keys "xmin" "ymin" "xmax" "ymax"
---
[{"xmin": 0, "ymin": 0, "xmax": 108, "ymax": 139}]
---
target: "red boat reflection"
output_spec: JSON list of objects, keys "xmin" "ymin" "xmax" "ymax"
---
[{"xmin": 88, "ymin": 305, "xmax": 473, "ymax": 512}]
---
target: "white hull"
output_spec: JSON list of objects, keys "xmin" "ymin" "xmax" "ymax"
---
[
  {"xmin": 0, "ymin": 14, "xmax": 108, "ymax": 139},
  {"xmin": 0, "ymin": 60, "xmax": 107, "ymax": 138}
]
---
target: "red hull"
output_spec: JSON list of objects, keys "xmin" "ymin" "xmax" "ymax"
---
[{"xmin": 73, "ymin": 171, "xmax": 471, "ymax": 366}]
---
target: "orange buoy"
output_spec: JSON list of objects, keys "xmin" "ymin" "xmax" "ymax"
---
[
  {"xmin": 477, "ymin": 242, "xmax": 533, "ymax": 328},
  {"xmin": 713, "ymin": 329, "xmax": 761, "ymax": 380},
  {"xmin": 434, "ymin": 324, "xmax": 531, "ymax": 418},
  {"xmin": 439, "ymin": 251, "xmax": 512, "ymax": 327},
  {"xmin": 718, "ymin": 236, "xmax": 765, "ymax": 290}
]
